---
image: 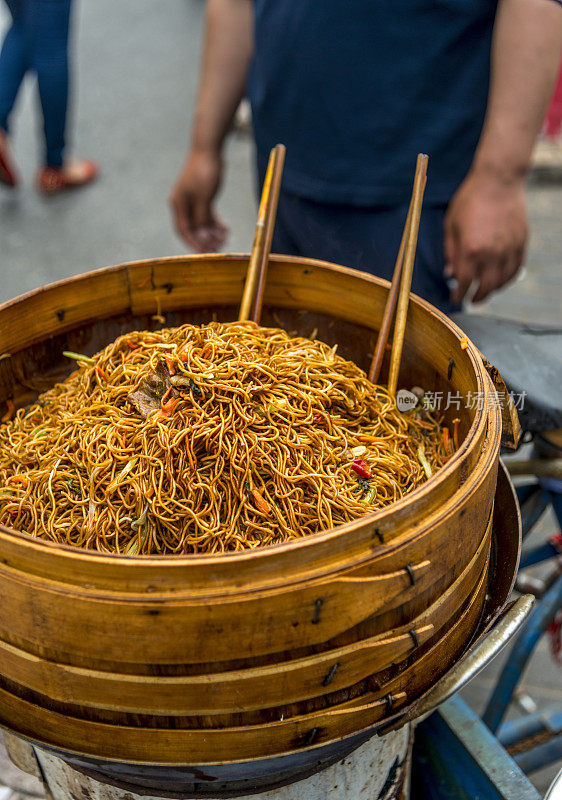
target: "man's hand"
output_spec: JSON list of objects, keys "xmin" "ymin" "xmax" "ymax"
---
[
  {"xmin": 169, "ymin": 149, "xmax": 228, "ymax": 252},
  {"xmin": 444, "ymin": 169, "xmax": 528, "ymax": 304},
  {"xmin": 169, "ymin": 0, "xmax": 253, "ymax": 250},
  {"xmin": 444, "ymin": 0, "xmax": 562, "ymax": 305}
]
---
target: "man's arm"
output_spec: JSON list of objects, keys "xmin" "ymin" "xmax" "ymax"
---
[
  {"xmin": 170, "ymin": 0, "xmax": 253, "ymax": 251},
  {"xmin": 445, "ymin": 0, "xmax": 562, "ymax": 304}
]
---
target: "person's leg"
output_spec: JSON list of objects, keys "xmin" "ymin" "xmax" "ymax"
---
[
  {"xmin": 271, "ymin": 193, "xmax": 457, "ymax": 313},
  {"xmin": 0, "ymin": 0, "xmax": 26, "ymax": 185},
  {"xmin": 0, "ymin": 0, "xmax": 28, "ymax": 134},
  {"xmin": 24, "ymin": 0, "xmax": 97, "ymax": 191},
  {"xmin": 25, "ymin": 0, "xmax": 71, "ymax": 167}
]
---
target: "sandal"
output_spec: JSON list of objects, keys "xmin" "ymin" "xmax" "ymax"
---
[
  {"xmin": 0, "ymin": 133, "xmax": 19, "ymax": 187},
  {"xmin": 36, "ymin": 159, "xmax": 99, "ymax": 194}
]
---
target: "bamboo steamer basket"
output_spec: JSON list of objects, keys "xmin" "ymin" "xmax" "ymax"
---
[
  {"xmin": 0, "ymin": 508, "xmax": 491, "ymax": 716},
  {"xmin": 0, "ymin": 466, "xmax": 521, "ymax": 800},
  {"xmin": 0, "ymin": 463, "xmax": 523, "ymax": 796},
  {"xmin": 0, "ymin": 255, "xmax": 512, "ymax": 763}
]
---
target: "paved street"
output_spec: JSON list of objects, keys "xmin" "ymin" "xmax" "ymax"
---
[
  {"xmin": 1, "ymin": 0, "xmax": 560, "ymax": 322},
  {"xmin": 0, "ymin": 1, "xmax": 560, "ymax": 797},
  {"xmin": 0, "ymin": 0, "xmax": 256, "ymax": 303}
]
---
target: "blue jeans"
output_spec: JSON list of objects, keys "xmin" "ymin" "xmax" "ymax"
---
[
  {"xmin": 258, "ymin": 157, "xmax": 459, "ymax": 314},
  {"xmin": 0, "ymin": 0, "xmax": 72, "ymax": 167}
]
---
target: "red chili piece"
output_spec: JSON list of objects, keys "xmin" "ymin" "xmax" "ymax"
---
[{"xmin": 351, "ymin": 459, "xmax": 372, "ymax": 479}]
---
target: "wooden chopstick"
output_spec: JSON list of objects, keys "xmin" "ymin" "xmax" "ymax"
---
[
  {"xmin": 251, "ymin": 145, "xmax": 286, "ymax": 322},
  {"xmin": 387, "ymin": 154, "xmax": 428, "ymax": 398},
  {"xmin": 368, "ymin": 201, "xmax": 413, "ymax": 383},
  {"xmin": 239, "ymin": 144, "xmax": 286, "ymax": 322}
]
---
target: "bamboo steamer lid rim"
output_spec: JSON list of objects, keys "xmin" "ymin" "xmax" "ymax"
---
[{"xmin": 0, "ymin": 254, "xmax": 495, "ymax": 564}]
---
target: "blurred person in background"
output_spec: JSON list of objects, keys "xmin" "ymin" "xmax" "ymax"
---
[
  {"xmin": 0, "ymin": 0, "xmax": 97, "ymax": 194},
  {"xmin": 532, "ymin": 58, "xmax": 562, "ymax": 169},
  {"xmin": 170, "ymin": 0, "xmax": 562, "ymax": 313}
]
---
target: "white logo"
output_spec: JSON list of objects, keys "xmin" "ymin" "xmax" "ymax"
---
[{"xmin": 396, "ymin": 389, "xmax": 419, "ymax": 413}]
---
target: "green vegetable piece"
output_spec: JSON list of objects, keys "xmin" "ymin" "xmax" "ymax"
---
[
  {"xmin": 417, "ymin": 445, "xmax": 433, "ymax": 480},
  {"xmin": 364, "ymin": 485, "xmax": 377, "ymax": 504},
  {"xmin": 63, "ymin": 351, "xmax": 95, "ymax": 365}
]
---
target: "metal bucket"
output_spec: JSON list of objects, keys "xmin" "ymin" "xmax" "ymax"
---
[{"xmin": 7, "ymin": 725, "xmax": 412, "ymax": 799}]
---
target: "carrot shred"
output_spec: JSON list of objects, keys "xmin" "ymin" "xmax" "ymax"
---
[
  {"xmin": 96, "ymin": 366, "xmax": 108, "ymax": 381},
  {"xmin": 452, "ymin": 418, "xmax": 460, "ymax": 450},
  {"xmin": 160, "ymin": 397, "xmax": 180, "ymax": 417},
  {"xmin": 358, "ymin": 435, "xmax": 384, "ymax": 443},
  {"xmin": 7, "ymin": 475, "xmax": 28, "ymax": 487},
  {"xmin": 165, "ymin": 357, "xmax": 176, "ymax": 376},
  {"xmin": 185, "ymin": 441, "xmax": 196, "ymax": 470},
  {"xmin": 251, "ymin": 487, "xmax": 271, "ymax": 515},
  {"xmin": 1, "ymin": 400, "xmax": 15, "ymax": 423},
  {"xmin": 443, "ymin": 426, "xmax": 454, "ymax": 456},
  {"xmin": 160, "ymin": 387, "xmax": 173, "ymax": 408},
  {"xmin": 145, "ymin": 486, "xmax": 154, "ymax": 499},
  {"xmin": 416, "ymin": 419, "xmax": 435, "ymax": 430},
  {"xmin": 202, "ymin": 346, "xmax": 212, "ymax": 359},
  {"xmin": 460, "ymin": 337, "xmax": 469, "ymax": 350}
]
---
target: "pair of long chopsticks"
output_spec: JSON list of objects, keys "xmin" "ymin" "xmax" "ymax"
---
[
  {"xmin": 239, "ymin": 144, "xmax": 286, "ymax": 322},
  {"xmin": 369, "ymin": 154, "xmax": 428, "ymax": 397}
]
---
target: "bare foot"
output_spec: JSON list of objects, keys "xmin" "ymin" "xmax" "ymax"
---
[
  {"xmin": 36, "ymin": 158, "xmax": 99, "ymax": 194},
  {"xmin": 0, "ymin": 129, "xmax": 20, "ymax": 187}
]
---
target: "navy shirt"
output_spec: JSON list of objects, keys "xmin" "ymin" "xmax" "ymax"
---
[{"xmin": 249, "ymin": 0, "xmax": 498, "ymax": 207}]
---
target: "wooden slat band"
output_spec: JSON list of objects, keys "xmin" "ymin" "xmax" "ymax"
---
[
  {"xmin": 0, "ymin": 510, "xmax": 492, "ymax": 716},
  {"xmin": 0, "ymin": 565, "xmax": 488, "ymax": 764},
  {"xmin": 0, "ymin": 559, "xmax": 431, "ymax": 666},
  {"xmin": 0, "ymin": 630, "xmax": 430, "ymax": 721},
  {"xmin": 309, "ymin": 559, "xmax": 490, "ymax": 719}
]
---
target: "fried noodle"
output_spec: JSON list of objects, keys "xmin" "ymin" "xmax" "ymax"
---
[{"xmin": 0, "ymin": 322, "xmax": 449, "ymax": 554}]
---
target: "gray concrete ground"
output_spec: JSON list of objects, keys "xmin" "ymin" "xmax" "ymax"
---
[
  {"xmin": 0, "ymin": 0, "xmax": 255, "ymax": 301},
  {"xmin": 0, "ymin": 0, "xmax": 561, "ymax": 797}
]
